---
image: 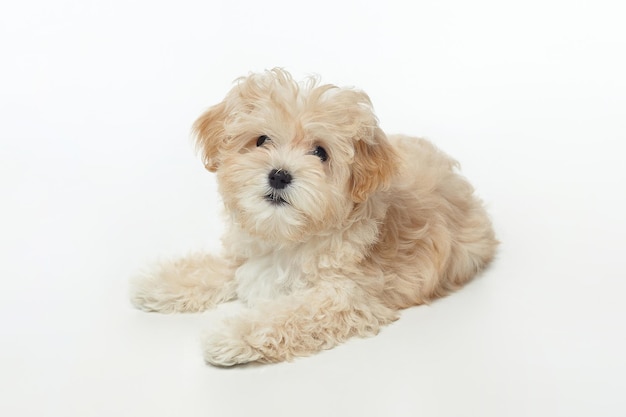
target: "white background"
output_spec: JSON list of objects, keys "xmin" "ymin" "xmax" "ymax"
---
[{"xmin": 1, "ymin": 0, "xmax": 625, "ymax": 416}]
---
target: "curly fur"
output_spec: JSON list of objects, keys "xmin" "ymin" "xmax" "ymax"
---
[{"xmin": 130, "ymin": 68, "xmax": 497, "ymax": 366}]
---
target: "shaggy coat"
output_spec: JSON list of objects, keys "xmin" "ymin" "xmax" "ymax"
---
[{"xmin": 131, "ymin": 69, "xmax": 497, "ymax": 366}]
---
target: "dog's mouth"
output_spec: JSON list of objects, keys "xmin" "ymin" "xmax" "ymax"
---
[{"xmin": 264, "ymin": 193, "xmax": 289, "ymax": 205}]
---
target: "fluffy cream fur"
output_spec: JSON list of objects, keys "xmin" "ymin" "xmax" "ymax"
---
[{"xmin": 131, "ymin": 69, "xmax": 497, "ymax": 366}]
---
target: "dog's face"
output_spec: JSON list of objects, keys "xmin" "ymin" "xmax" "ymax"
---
[{"xmin": 194, "ymin": 69, "xmax": 397, "ymax": 243}]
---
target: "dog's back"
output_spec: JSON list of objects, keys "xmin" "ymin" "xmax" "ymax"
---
[{"xmin": 373, "ymin": 135, "xmax": 498, "ymax": 308}]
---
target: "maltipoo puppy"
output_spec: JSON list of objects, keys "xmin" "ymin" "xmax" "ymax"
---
[{"xmin": 131, "ymin": 68, "xmax": 497, "ymax": 366}]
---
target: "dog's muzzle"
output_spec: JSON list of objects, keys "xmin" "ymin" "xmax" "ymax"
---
[{"xmin": 265, "ymin": 169, "xmax": 291, "ymax": 205}]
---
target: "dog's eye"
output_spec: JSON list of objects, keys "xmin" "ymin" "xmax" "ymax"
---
[
  {"xmin": 312, "ymin": 146, "xmax": 328, "ymax": 162},
  {"xmin": 256, "ymin": 135, "xmax": 270, "ymax": 147}
]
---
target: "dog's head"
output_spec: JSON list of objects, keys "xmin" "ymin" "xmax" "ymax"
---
[{"xmin": 193, "ymin": 69, "xmax": 398, "ymax": 242}]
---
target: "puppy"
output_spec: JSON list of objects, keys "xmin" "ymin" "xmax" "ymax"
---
[{"xmin": 131, "ymin": 69, "xmax": 497, "ymax": 366}]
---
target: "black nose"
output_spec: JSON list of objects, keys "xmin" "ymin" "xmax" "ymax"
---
[{"xmin": 268, "ymin": 169, "xmax": 292, "ymax": 189}]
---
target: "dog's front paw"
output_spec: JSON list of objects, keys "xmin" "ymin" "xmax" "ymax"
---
[
  {"xmin": 201, "ymin": 324, "xmax": 263, "ymax": 367},
  {"xmin": 130, "ymin": 254, "xmax": 237, "ymax": 313},
  {"xmin": 130, "ymin": 273, "xmax": 187, "ymax": 313}
]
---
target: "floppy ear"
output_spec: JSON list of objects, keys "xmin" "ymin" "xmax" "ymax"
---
[
  {"xmin": 350, "ymin": 127, "xmax": 399, "ymax": 203},
  {"xmin": 192, "ymin": 100, "xmax": 229, "ymax": 172}
]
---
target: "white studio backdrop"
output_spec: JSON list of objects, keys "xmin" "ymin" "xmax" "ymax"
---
[{"xmin": 1, "ymin": 1, "xmax": 625, "ymax": 416}]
